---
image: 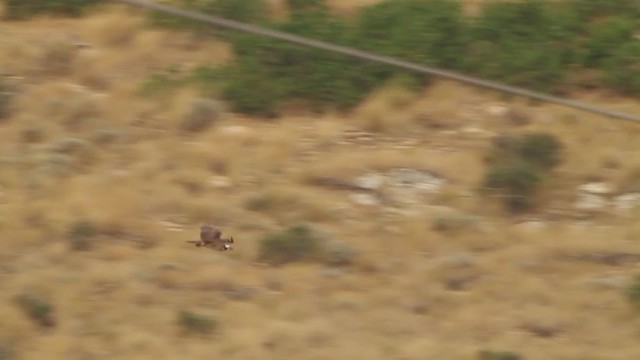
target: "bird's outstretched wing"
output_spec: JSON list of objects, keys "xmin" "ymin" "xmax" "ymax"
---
[{"xmin": 200, "ymin": 224, "xmax": 222, "ymax": 243}]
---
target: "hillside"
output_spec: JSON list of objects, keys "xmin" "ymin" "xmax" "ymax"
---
[{"xmin": 1, "ymin": 1, "xmax": 640, "ymax": 360}]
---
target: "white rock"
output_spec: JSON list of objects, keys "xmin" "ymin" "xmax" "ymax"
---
[
  {"xmin": 486, "ymin": 103, "xmax": 509, "ymax": 116},
  {"xmin": 613, "ymin": 193, "xmax": 640, "ymax": 211},
  {"xmin": 574, "ymin": 193, "xmax": 609, "ymax": 210},
  {"xmin": 219, "ymin": 125, "xmax": 249, "ymax": 136},
  {"xmin": 578, "ymin": 182, "xmax": 612, "ymax": 195},
  {"xmin": 209, "ymin": 176, "xmax": 232, "ymax": 188},
  {"xmin": 355, "ymin": 173, "xmax": 386, "ymax": 190},
  {"xmin": 349, "ymin": 193, "xmax": 378, "ymax": 206}
]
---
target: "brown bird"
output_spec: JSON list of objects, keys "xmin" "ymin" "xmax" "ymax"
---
[{"xmin": 186, "ymin": 224, "xmax": 234, "ymax": 251}]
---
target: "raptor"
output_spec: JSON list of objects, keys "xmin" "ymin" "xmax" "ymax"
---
[{"xmin": 186, "ymin": 224, "xmax": 234, "ymax": 251}]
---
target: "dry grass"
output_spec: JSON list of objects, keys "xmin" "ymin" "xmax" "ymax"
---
[{"xmin": 1, "ymin": 3, "xmax": 640, "ymax": 360}]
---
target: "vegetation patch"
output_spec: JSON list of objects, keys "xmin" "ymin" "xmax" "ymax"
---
[
  {"xmin": 14, "ymin": 293, "xmax": 56, "ymax": 328},
  {"xmin": 178, "ymin": 309, "xmax": 218, "ymax": 336},
  {"xmin": 482, "ymin": 132, "xmax": 562, "ymax": 212},
  {"xmin": 258, "ymin": 224, "xmax": 325, "ymax": 265}
]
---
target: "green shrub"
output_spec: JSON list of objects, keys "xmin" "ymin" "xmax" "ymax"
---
[
  {"xmin": 4, "ymin": 0, "xmax": 99, "ymax": 20},
  {"xmin": 478, "ymin": 350, "xmax": 523, "ymax": 360},
  {"xmin": 518, "ymin": 132, "xmax": 563, "ymax": 170},
  {"xmin": 568, "ymin": 0, "xmax": 640, "ymax": 20},
  {"xmin": 287, "ymin": 0, "xmax": 328, "ymax": 13},
  {"xmin": 226, "ymin": 9, "xmax": 374, "ymax": 114},
  {"xmin": 15, "ymin": 293, "xmax": 56, "ymax": 328},
  {"xmin": 258, "ymin": 224, "xmax": 325, "ymax": 265},
  {"xmin": 602, "ymin": 41, "xmax": 640, "ymax": 95},
  {"xmin": 357, "ymin": 0, "xmax": 469, "ymax": 70},
  {"xmin": 148, "ymin": 0, "xmax": 268, "ymax": 34},
  {"xmin": 626, "ymin": 275, "xmax": 640, "ymax": 310},
  {"xmin": 323, "ymin": 240, "xmax": 358, "ymax": 266},
  {"xmin": 0, "ymin": 81, "xmax": 12, "ymax": 121},
  {"xmin": 484, "ymin": 160, "xmax": 542, "ymax": 212},
  {"xmin": 482, "ymin": 131, "xmax": 562, "ymax": 212},
  {"xmin": 67, "ymin": 219, "xmax": 97, "ymax": 251},
  {"xmin": 178, "ymin": 310, "xmax": 218, "ymax": 336},
  {"xmin": 466, "ymin": 0, "xmax": 580, "ymax": 92},
  {"xmin": 218, "ymin": 57, "xmax": 284, "ymax": 117},
  {"xmin": 180, "ymin": 98, "xmax": 224, "ymax": 133},
  {"xmin": 0, "ymin": 340, "xmax": 15, "ymax": 360},
  {"xmin": 582, "ymin": 16, "xmax": 637, "ymax": 68}
]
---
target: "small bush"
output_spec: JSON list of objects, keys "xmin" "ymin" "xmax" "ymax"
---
[
  {"xmin": 180, "ymin": 98, "xmax": 224, "ymax": 133},
  {"xmin": 0, "ymin": 81, "xmax": 13, "ymax": 121},
  {"xmin": 484, "ymin": 160, "xmax": 542, "ymax": 212},
  {"xmin": 478, "ymin": 350, "xmax": 524, "ymax": 360},
  {"xmin": 4, "ymin": 0, "xmax": 99, "ymax": 20},
  {"xmin": 15, "ymin": 293, "xmax": 56, "ymax": 328},
  {"xmin": 287, "ymin": 0, "xmax": 328, "ymax": 13},
  {"xmin": 482, "ymin": 132, "xmax": 562, "ymax": 212},
  {"xmin": 323, "ymin": 240, "xmax": 358, "ymax": 266},
  {"xmin": 0, "ymin": 340, "xmax": 16, "ymax": 360},
  {"xmin": 258, "ymin": 224, "xmax": 325, "ymax": 265},
  {"xmin": 602, "ymin": 41, "xmax": 640, "ymax": 95},
  {"xmin": 178, "ymin": 310, "xmax": 218, "ymax": 336},
  {"xmin": 67, "ymin": 219, "xmax": 97, "ymax": 251},
  {"xmin": 626, "ymin": 275, "xmax": 640, "ymax": 310},
  {"xmin": 518, "ymin": 132, "xmax": 562, "ymax": 170}
]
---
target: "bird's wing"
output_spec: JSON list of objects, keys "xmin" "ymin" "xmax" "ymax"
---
[{"xmin": 201, "ymin": 224, "xmax": 222, "ymax": 242}]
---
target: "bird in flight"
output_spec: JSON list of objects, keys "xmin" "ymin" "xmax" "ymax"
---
[{"xmin": 186, "ymin": 224, "xmax": 234, "ymax": 251}]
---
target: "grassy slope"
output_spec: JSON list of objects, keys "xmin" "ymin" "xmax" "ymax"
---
[{"xmin": 1, "ymin": 2, "xmax": 640, "ymax": 360}]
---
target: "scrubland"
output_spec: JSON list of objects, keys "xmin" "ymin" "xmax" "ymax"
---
[{"xmin": 1, "ymin": 1, "xmax": 640, "ymax": 359}]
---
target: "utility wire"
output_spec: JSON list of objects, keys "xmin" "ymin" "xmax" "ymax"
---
[{"xmin": 117, "ymin": 0, "xmax": 640, "ymax": 123}]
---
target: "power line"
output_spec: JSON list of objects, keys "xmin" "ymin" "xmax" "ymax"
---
[{"xmin": 116, "ymin": 0, "xmax": 640, "ymax": 123}]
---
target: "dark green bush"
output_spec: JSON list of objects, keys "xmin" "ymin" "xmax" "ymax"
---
[
  {"xmin": 258, "ymin": 224, "xmax": 324, "ymax": 265},
  {"xmin": 602, "ymin": 41, "xmax": 640, "ymax": 95},
  {"xmin": 178, "ymin": 310, "xmax": 218, "ymax": 336},
  {"xmin": 482, "ymin": 132, "xmax": 562, "ymax": 212},
  {"xmin": 218, "ymin": 57, "xmax": 285, "ymax": 117},
  {"xmin": 568, "ymin": 0, "xmax": 640, "ymax": 20},
  {"xmin": 4, "ymin": 0, "xmax": 99, "ymax": 20},
  {"xmin": 0, "ymin": 81, "xmax": 12, "ymax": 121},
  {"xmin": 484, "ymin": 160, "xmax": 542, "ymax": 212},
  {"xmin": 148, "ymin": 0, "xmax": 267, "ymax": 34},
  {"xmin": 466, "ymin": 0, "xmax": 581, "ymax": 92},
  {"xmin": 357, "ymin": 0, "xmax": 469, "ymax": 70},
  {"xmin": 518, "ymin": 132, "xmax": 563, "ymax": 170},
  {"xmin": 626, "ymin": 275, "xmax": 640, "ymax": 310},
  {"xmin": 479, "ymin": 350, "xmax": 523, "ymax": 360},
  {"xmin": 582, "ymin": 17, "xmax": 637, "ymax": 68},
  {"xmin": 287, "ymin": 0, "xmax": 328, "ymax": 13},
  {"xmin": 0, "ymin": 340, "xmax": 15, "ymax": 360},
  {"xmin": 67, "ymin": 219, "xmax": 97, "ymax": 251},
  {"xmin": 15, "ymin": 293, "xmax": 56, "ymax": 328}
]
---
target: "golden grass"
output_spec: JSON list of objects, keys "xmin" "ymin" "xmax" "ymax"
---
[{"xmin": 1, "ymin": 4, "xmax": 640, "ymax": 360}]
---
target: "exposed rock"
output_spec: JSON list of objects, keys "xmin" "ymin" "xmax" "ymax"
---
[
  {"xmin": 209, "ymin": 176, "xmax": 232, "ymax": 189},
  {"xmin": 574, "ymin": 193, "xmax": 608, "ymax": 210},
  {"xmin": 486, "ymin": 103, "xmax": 509, "ymax": 116},
  {"xmin": 613, "ymin": 193, "xmax": 640, "ymax": 211},
  {"xmin": 354, "ymin": 173, "xmax": 386, "ymax": 190},
  {"xmin": 349, "ymin": 193, "xmax": 379, "ymax": 206},
  {"xmin": 219, "ymin": 125, "xmax": 249, "ymax": 136},
  {"xmin": 578, "ymin": 182, "xmax": 612, "ymax": 195},
  {"xmin": 584, "ymin": 273, "xmax": 631, "ymax": 290},
  {"xmin": 386, "ymin": 167, "xmax": 446, "ymax": 192},
  {"xmin": 438, "ymin": 252, "xmax": 477, "ymax": 269},
  {"xmin": 514, "ymin": 220, "xmax": 547, "ymax": 232}
]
